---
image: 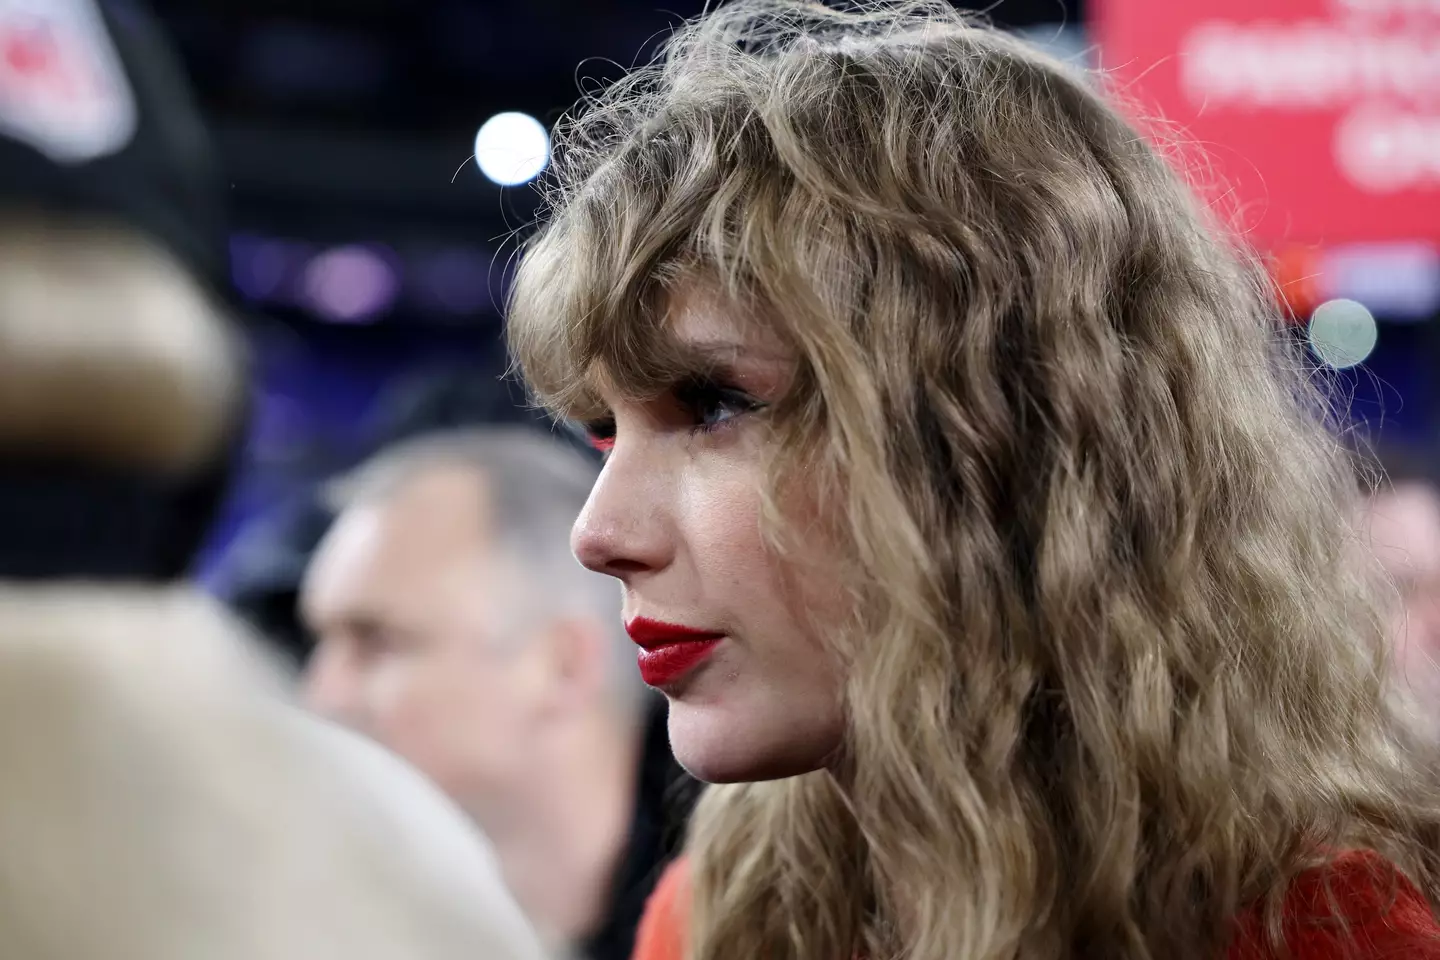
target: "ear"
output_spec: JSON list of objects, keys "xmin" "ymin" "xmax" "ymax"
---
[{"xmin": 529, "ymin": 615, "xmax": 611, "ymax": 720}]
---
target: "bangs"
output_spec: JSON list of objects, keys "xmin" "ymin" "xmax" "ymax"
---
[
  {"xmin": 506, "ymin": 2, "xmax": 964, "ymax": 425},
  {"xmin": 506, "ymin": 195, "xmax": 706, "ymax": 423},
  {"xmin": 506, "ymin": 44, "xmax": 844, "ymax": 423}
]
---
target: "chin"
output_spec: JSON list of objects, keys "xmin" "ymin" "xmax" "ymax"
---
[{"xmin": 665, "ymin": 697, "xmax": 839, "ymax": 784}]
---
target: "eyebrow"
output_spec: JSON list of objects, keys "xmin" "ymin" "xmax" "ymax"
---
[
  {"xmin": 304, "ymin": 603, "xmax": 382, "ymax": 636},
  {"xmin": 669, "ymin": 338, "xmax": 793, "ymax": 370}
]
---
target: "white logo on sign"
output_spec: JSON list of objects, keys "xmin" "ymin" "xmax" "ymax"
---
[
  {"xmin": 1336, "ymin": 107, "xmax": 1440, "ymax": 193},
  {"xmin": 0, "ymin": 0, "xmax": 137, "ymax": 164}
]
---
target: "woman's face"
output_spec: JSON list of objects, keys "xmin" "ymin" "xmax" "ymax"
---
[{"xmin": 570, "ymin": 284, "xmax": 846, "ymax": 783}]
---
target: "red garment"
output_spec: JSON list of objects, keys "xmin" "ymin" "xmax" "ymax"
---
[
  {"xmin": 1227, "ymin": 851, "xmax": 1440, "ymax": 960},
  {"xmin": 633, "ymin": 852, "xmax": 1440, "ymax": 960},
  {"xmin": 631, "ymin": 858, "xmax": 687, "ymax": 960}
]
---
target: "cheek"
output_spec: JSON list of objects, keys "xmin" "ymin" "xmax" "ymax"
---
[
  {"xmin": 681, "ymin": 455, "xmax": 851, "ymax": 665},
  {"xmin": 369, "ymin": 655, "xmax": 519, "ymax": 789},
  {"xmin": 764, "ymin": 474, "xmax": 852, "ymax": 662},
  {"xmin": 669, "ymin": 461, "xmax": 850, "ymax": 782},
  {"xmin": 1409, "ymin": 594, "xmax": 1440, "ymax": 654},
  {"xmin": 367, "ymin": 653, "xmax": 476, "ymax": 747},
  {"xmin": 679, "ymin": 450, "xmax": 835, "ymax": 602},
  {"xmin": 680, "ymin": 463, "xmax": 766, "ymax": 584},
  {"xmin": 363, "ymin": 656, "xmax": 443, "ymax": 742}
]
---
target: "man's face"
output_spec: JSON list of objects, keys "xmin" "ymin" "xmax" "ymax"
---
[
  {"xmin": 301, "ymin": 466, "xmax": 542, "ymax": 819},
  {"xmin": 1364, "ymin": 481, "xmax": 1440, "ymax": 726}
]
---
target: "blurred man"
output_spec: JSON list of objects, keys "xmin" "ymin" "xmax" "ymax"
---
[
  {"xmin": 217, "ymin": 360, "xmax": 557, "ymax": 667},
  {"xmin": 0, "ymin": 3, "xmax": 544, "ymax": 957},
  {"xmin": 302, "ymin": 427, "xmax": 691, "ymax": 960},
  {"xmin": 1360, "ymin": 441, "xmax": 1440, "ymax": 740}
]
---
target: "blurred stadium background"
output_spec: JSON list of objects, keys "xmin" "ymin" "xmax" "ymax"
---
[{"xmin": 128, "ymin": 0, "xmax": 1438, "ymax": 595}]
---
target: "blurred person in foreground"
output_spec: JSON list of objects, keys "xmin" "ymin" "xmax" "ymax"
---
[
  {"xmin": 506, "ymin": 2, "xmax": 1440, "ymax": 960},
  {"xmin": 302, "ymin": 427, "xmax": 693, "ymax": 960},
  {"xmin": 0, "ymin": 2, "xmax": 543, "ymax": 958},
  {"xmin": 1360, "ymin": 440, "xmax": 1440, "ymax": 740}
]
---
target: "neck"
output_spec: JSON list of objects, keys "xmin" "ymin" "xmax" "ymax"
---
[{"xmin": 484, "ymin": 714, "xmax": 640, "ymax": 951}]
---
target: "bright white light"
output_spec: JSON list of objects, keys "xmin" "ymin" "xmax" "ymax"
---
[
  {"xmin": 1307, "ymin": 298, "xmax": 1378, "ymax": 370},
  {"xmin": 474, "ymin": 112, "xmax": 550, "ymax": 186}
]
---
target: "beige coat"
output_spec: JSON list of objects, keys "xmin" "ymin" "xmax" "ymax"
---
[{"xmin": 0, "ymin": 584, "xmax": 548, "ymax": 960}]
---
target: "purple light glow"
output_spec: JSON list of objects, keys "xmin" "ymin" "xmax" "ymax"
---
[{"xmin": 302, "ymin": 245, "xmax": 400, "ymax": 323}]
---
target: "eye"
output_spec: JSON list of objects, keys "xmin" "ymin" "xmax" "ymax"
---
[
  {"xmin": 672, "ymin": 375, "xmax": 766, "ymax": 434},
  {"xmin": 350, "ymin": 619, "xmax": 403, "ymax": 659}
]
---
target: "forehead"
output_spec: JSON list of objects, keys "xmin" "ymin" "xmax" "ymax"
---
[
  {"xmin": 667, "ymin": 283, "xmax": 750, "ymax": 342},
  {"xmin": 668, "ymin": 282, "xmax": 789, "ymax": 350},
  {"xmin": 587, "ymin": 282, "xmax": 794, "ymax": 399},
  {"xmin": 306, "ymin": 468, "xmax": 494, "ymax": 603}
]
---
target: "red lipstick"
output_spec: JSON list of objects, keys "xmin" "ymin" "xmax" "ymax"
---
[{"xmin": 626, "ymin": 617, "xmax": 724, "ymax": 688}]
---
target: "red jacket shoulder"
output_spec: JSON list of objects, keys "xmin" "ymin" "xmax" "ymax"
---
[
  {"xmin": 636, "ymin": 852, "xmax": 1440, "ymax": 960},
  {"xmin": 632, "ymin": 858, "xmax": 691, "ymax": 960}
]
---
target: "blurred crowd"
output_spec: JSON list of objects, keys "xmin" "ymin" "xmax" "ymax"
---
[
  {"xmin": 0, "ymin": 2, "xmax": 691, "ymax": 958},
  {"xmin": 0, "ymin": 2, "xmax": 1436, "ymax": 959}
]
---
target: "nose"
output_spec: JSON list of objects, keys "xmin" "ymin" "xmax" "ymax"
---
[{"xmin": 571, "ymin": 449, "xmax": 673, "ymax": 580}]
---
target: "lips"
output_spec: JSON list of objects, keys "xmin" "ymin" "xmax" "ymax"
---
[{"xmin": 626, "ymin": 617, "xmax": 724, "ymax": 688}]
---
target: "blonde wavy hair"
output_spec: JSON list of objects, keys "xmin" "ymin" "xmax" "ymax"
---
[{"xmin": 507, "ymin": 2, "xmax": 1440, "ymax": 958}]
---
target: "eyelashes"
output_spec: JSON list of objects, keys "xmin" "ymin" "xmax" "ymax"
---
[
  {"xmin": 672, "ymin": 375, "xmax": 765, "ymax": 431},
  {"xmin": 579, "ymin": 374, "xmax": 767, "ymax": 453}
]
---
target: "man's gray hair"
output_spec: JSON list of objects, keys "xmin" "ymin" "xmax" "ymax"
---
[{"xmin": 327, "ymin": 425, "xmax": 646, "ymax": 718}]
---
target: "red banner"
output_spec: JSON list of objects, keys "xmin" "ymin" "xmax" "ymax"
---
[{"xmin": 1092, "ymin": 0, "xmax": 1440, "ymax": 247}]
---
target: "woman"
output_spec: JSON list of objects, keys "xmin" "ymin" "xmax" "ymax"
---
[{"xmin": 506, "ymin": 2, "xmax": 1440, "ymax": 958}]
